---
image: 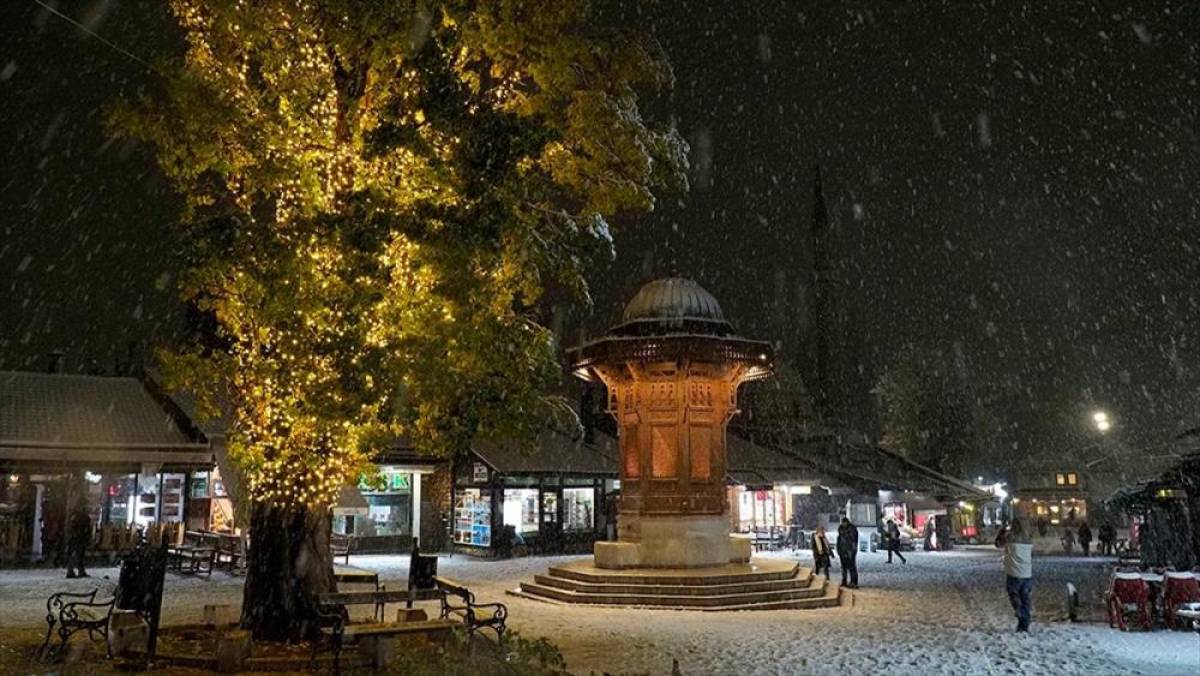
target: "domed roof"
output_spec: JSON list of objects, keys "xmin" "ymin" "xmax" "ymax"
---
[
  {"xmin": 570, "ymin": 276, "xmax": 774, "ymax": 381},
  {"xmin": 613, "ymin": 278, "xmax": 731, "ymax": 336}
]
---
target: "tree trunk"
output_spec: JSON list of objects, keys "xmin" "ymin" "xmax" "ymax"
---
[{"xmin": 241, "ymin": 501, "xmax": 336, "ymax": 642}]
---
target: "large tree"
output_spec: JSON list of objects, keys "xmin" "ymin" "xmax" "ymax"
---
[{"xmin": 113, "ymin": 0, "xmax": 686, "ymax": 641}]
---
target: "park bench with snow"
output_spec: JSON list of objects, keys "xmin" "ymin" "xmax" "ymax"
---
[{"xmin": 435, "ymin": 576, "xmax": 508, "ymax": 644}]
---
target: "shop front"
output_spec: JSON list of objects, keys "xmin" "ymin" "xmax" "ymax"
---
[
  {"xmin": 332, "ymin": 463, "xmax": 437, "ymax": 552},
  {"xmin": 0, "ymin": 370, "xmax": 216, "ymax": 565},
  {"xmin": 451, "ymin": 430, "xmax": 617, "ymax": 557}
]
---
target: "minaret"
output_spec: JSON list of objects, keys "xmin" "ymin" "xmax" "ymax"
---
[{"xmin": 809, "ymin": 165, "xmax": 837, "ymax": 423}]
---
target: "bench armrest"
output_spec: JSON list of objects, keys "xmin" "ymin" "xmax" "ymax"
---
[
  {"xmin": 469, "ymin": 601, "xmax": 508, "ymax": 622},
  {"xmin": 47, "ymin": 589, "xmax": 99, "ymax": 613},
  {"xmin": 58, "ymin": 597, "xmax": 115, "ymax": 624}
]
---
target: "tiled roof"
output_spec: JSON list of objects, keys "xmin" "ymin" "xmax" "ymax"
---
[
  {"xmin": 726, "ymin": 434, "xmax": 824, "ymax": 485},
  {"xmin": 473, "ymin": 429, "xmax": 618, "ymax": 475},
  {"xmin": 0, "ymin": 370, "xmax": 201, "ymax": 448}
]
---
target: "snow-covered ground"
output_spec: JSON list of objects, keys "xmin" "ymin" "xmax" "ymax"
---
[{"xmin": 0, "ymin": 547, "xmax": 1195, "ymax": 675}]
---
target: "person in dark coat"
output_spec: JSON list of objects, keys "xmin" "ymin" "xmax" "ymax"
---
[
  {"xmin": 923, "ymin": 518, "xmax": 934, "ymax": 551},
  {"xmin": 64, "ymin": 493, "xmax": 92, "ymax": 578},
  {"xmin": 810, "ymin": 525, "xmax": 832, "ymax": 577},
  {"xmin": 886, "ymin": 519, "xmax": 908, "ymax": 564},
  {"xmin": 1077, "ymin": 522, "xmax": 1092, "ymax": 557},
  {"xmin": 836, "ymin": 517, "xmax": 859, "ymax": 588}
]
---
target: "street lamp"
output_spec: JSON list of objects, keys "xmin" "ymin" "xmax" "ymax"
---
[{"xmin": 1092, "ymin": 411, "xmax": 1111, "ymax": 433}]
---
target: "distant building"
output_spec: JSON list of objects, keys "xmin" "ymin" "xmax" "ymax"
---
[
  {"xmin": 0, "ymin": 369, "xmax": 219, "ymax": 565},
  {"xmin": 1011, "ymin": 466, "xmax": 1090, "ymax": 527}
]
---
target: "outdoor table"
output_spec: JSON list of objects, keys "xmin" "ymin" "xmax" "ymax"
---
[{"xmin": 168, "ymin": 545, "xmax": 215, "ymax": 575}]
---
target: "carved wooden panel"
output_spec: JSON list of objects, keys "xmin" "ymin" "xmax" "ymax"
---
[
  {"xmin": 650, "ymin": 425, "xmax": 677, "ymax": 478},
  {"xmin": 622, "ymin": 424, "xmax": 640, "ymax": 478},
  {"xmin": 689, "ymin": 425, "xmax": 711, "ymax": 480}
]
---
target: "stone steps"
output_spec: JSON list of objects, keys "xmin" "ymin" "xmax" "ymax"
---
[
  {"xmin": 545, "ymin": 561, "xmax": 801, "ymax": 586},
  {"xmin": 512, "ymin": 575, "xmax": 845, "ymax": 611},
  {"xmin": 531, "ymin": 571, "xmax": 816, "ymax": 597}
]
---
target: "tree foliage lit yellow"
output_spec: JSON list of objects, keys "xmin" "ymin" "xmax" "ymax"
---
[{"xmin": 113, "ymin": 0, "xmax": 688, "ymax": 510}]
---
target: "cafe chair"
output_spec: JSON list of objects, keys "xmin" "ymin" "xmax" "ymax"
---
[
  {"xmin": 1163, "ymin": 572, "xmax": 1200, "ymax": 630},
  {"xmin": 1106, "ymin": 572, "xmax": 1151, "ymax": 630}
]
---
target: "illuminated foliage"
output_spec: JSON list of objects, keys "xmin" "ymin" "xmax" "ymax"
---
[{"xmin": 115, "ymin": 0, "xmax": 687, "ymax": 510}]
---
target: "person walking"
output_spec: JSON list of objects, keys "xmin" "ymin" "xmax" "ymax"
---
[
  {"xmin": 837, "ymin": 517, "xmax": 859, "ymax": 588},
  {"xmin": 787, "ymin": 512, "xmax": 804, "ymax": 550},
  {"xmin": 995, "ymin": 518, "xmax": 1034, "ymax": 632},
  {"xmin": 811, "ymin": 525, "xmax": 832, "ymax": 578},
  {"xmin": 886, "ymin": 518, "xmax": 908, "ymax": 564},
  {"xmin": 64, "ymin": 493, "xmax": 92, "ymax": 579},
  {"xmin": 1060, "ymin": 527, "xmax": 1075, "ymax": 555},
  {"xmin": 1077, "ymin": 522, "xmax": 1092, "ymax": 557}
]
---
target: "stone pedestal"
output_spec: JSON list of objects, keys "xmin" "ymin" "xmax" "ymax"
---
[
  {"xmin": 216, "ymin": 629, "xmax": 251, "ymax": 673},
  {"xmin": 109, "ymin": 610, "xmax": 147, "ymax": 657},
  {"xmin": 358, "ymin": 634, "xmax": 395, "ymax": 668},
  {"xmin": 396, "ymin": 608, "xmax": 428, "ymax": 622},
  {"xmin": 595, "ymin": 514, "xmax": 750, "ymax": 569},
  {"xmin": 204, "ymin": 603, "xmax": 238, "ymax": 628}
]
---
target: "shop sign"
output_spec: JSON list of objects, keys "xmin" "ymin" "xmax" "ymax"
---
[
  {"xmin": 358, "ymin": 469, "xmax": 411, "ymax": 492},
  {"xmin": 473, "ymin": 463, "xmax": 489, "ymax": 483}
]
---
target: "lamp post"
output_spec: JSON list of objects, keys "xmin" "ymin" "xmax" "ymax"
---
[{"xmin": 1085, "ymin": 410, "xmax": 1116, "ymax": 469}]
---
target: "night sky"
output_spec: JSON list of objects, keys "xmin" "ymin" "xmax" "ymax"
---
[{"xmin": 3, "ymin": 2, "xmax": 1199, "ymax": 474}]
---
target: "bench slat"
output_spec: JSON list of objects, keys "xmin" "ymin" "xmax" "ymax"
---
[{"xmin": 318, "ymin": 590, "xmax": 411, "ymax": 605}]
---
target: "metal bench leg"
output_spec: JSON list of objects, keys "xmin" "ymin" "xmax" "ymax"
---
[{"xmin": 39, "ymin": 617, "xmax": 57, "ymax": 660}]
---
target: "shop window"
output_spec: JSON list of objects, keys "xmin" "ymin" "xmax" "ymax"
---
[
  {"xmin": 190, "ymin": 475, "xmax": 210, "ymax": 499},
  {"xmin": 454, "ymin": 488, "xmax": 492, "ymax": 547},
  {"xmin": 883, "ymin": 502, "xmax": 906, "ymax": 526},
  {"xmin": 160, "ymin": 475, "xmax": 185, "ymax": 523},
  {"xmin": 848, "ymin": 502, "xmax": 876, "ymax": 526},
  {"xmin": 503, "ymin": 488, "xmax": 539, "ymax": 535},
  {"xmin": 366, "ymin": 495, "xmax": 412, "ymax": 535},
  {"xmin": 563, "ymin": 488, "xmax": 595, "ymax": 531},
  {"xmin": 541, "ymin": 492, "xmax": 558, "ymax": 525},
  {"xmin": 360, "ymin": 468, "xmax": 414, "ymax": 536}
]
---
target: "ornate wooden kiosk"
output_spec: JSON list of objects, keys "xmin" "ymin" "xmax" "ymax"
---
[
  {"xmin": 571, "ymin": 278, "xmax": 773, "ymax": 568},
  {"xmin": 515, "ymin": 279, "xmax": 843, "ymax": 610}
]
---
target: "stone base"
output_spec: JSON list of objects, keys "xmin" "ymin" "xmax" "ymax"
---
[
  {"xmin": 215, "ymin": 629, "xmax": 251, "ymax": 673},
  {"xmin": 595, "ymin": 514, "xmax": 746, "ymax": 569},
  {"xmin": 109, "ymin": 610, "xmax": 148, "ymax": 657}
]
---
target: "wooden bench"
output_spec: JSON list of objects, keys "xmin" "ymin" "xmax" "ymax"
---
[
  {"xmin": 315, "ymin": 589, "xmax": 450, "ymax": 672},
  {"xmin": 435, "ymin": 576, "xmax": 507, "ymax": 644},
  {"xmin": 330, "ymin": 533, "xmax": 354, "ymax": 565}
]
